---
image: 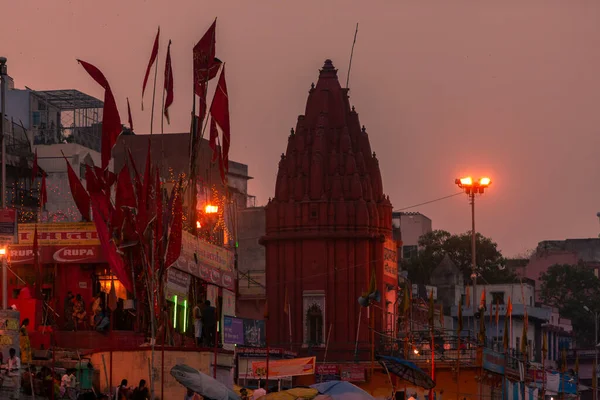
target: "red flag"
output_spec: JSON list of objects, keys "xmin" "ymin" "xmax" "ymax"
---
[
  {"xmin": 112, "ymin": 164, "xmax": 136, "ymax": 231},
  {"xmin": 77, "ymin": 60, "xmax": 122, "ymax": 170},
  {"xmin": 63, "ymin": 155, "xmax": 91, "ymax": 221},
  {"xmin": 210, "ymin": 65, "xmax": 230, "ymax": 171},
  {"xmin": 90, "ymin": 196, "xmax": 133, "ymax": 292},
  {"xmin": 127, "ymin": 97, "xmax": 134, "ymax": 131},
  {"xmin": 31, "ymin": 149, "xmax": 38, "ymax": 183},
  {"xmin": 33, "ymin": 225, "xmax": 42, "ymax": 299},
  {"xmin": 85, "ymin": 165, "xmax": 102, "ymax": 195},
  {"xmin": 209, "ymin": 117, "xmax": 219, "ymax": 162},
  {"xmin": 193, "ymin": 20, "xmax": 218, "ymax": 96},
  {"xmin": 142, "ymin": 27, "xmax": 160, "ymax": 110},
  {"xmin": 217, "ymin": 140, "xmax": 226, "ymax": 184},
  {"xmin": 163, "ymin": 40, "xmax": 174, "ymax": 124},
  {"xmin": 40, "ymin": 173, "xmax": 47, "ymax": 208},
  {"xmin": 164, "ymin": 178, "xmax": 183, "ymax": 268}
]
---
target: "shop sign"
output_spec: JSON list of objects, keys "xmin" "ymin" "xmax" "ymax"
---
[
  {"xmin": 223, "ymin": 316, "xmax": 244, "ymax": 345},
  {"xmin": 165, "ymin": 268, "xmax": 191, "ymax": 300},
  {"xmin": 236, "ymin": 347, "xmax": 297, "ymax": 358},
  {"xmin": 252, "ymin": 357, "xmax": 316, "ymax": 378},
  {"xmin": 9, "ymin": 245, "xmax": 104, "ymax": 264},
  {"xmin": 340, "ymin": 365, "xmax": 366, "ymax": 382},
  {"xmin": 173, "ymin": 232, "xmax": 235, "ymax": 290},
  {"xmin": 0, "ymin": 208, "xmax": 16, "ymax": 245},
  {"xmin": 18, "ymin": 223, "xmax": 99, "ymax": 246},
  {"xmin": 383, "ymin": 238, "xmax": 398, "ymax": 280},
  {"xmin": 316, "ymin": 364, "xmax": 341, "ymax": 383},
  {"xmin": 482, "ymin": 348, "xmax": 505, "ymax": 374}
]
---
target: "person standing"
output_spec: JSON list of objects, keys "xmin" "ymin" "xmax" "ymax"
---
[
  {"xmin": 252, "ymin": 381, "xmax": 266, "ymax": 400},
  {"xmin": 131, "ymin": 379, "xmax": 149, "ymax": 400},
  {"xmin": 201, "ymin": 300, "xmax": 216, "ymax": 347},
  {"xmin": 193, "ymin": 300, "xmax": 203, "ymax": 346},
  {"xmin": 8, "ymin": 347, "xmax": 21, "ymax": 399},
  {"xmin": 19, "ymin": 319, "xmax": 31, "ymax": 365}
]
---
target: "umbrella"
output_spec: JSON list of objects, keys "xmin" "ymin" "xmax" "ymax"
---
[
  {"xmin": 376, "ymin": 355, "xmax": 435, "ymax": 390},
  {"xmin": 310, "ymin": 381, "xmax": 375, "ymax": 400},
  {"xmin": 170, "ymin": 364, "xmax": 240, "ymax": 400},
  {"xmin": 257, "ymin": 387, "xmax": 319, "ymax": 400}
]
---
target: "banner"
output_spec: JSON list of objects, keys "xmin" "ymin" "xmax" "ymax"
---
[
  {"xmin": 18, "ymin": 223, "xmax": 99, "ymax": 245},
  {"xmin": 0, "ymin": 310, "xmax": 20, "ymax": 361},
  {"xmin": 340, "ymin": 365, "xmax": 366, "ymax": 382},
  {"xmin": 316, "ymin": 364, "xmax": 340, "ymax": 383},
  {"xmin": 383, "ymin": 238, "xmax": 398, "ymax": 280},
  {"xmin": 482, "ymin": 348, "xmax": 505, "ymax": 374},
  {"xmin": 243, "ymin": 319, "xmax": 266, "ymax": 348},
  {"xmin": 221, "ymin": 290, "xmax": 236, "ymax": 350},
  {"xmin": 9, "ymin": 245, "xmax": 103, "ymax": 264},
  {"xmin": 223, "ymin": 316, "xmax": 244, "ymax": 345},
  {"xmin": 252, "ymin": 357, "xmax": 316, "ymax": 379},
  {"xmin": 165, "ymin": 268, "xmax": 190, "ymax": 300},
  {"xmin": 173, "ymin": 232, "xmax": 235, "ymax": 290}
]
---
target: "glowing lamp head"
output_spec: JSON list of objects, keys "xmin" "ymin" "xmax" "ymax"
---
[
  {"xmin": 479, "ymin": 177, "xmax": 491, "ymax": 187},
  {"xmin": 413, "ymin": 348, "xmax": 420, "ymax": 355},
  {"xmin": 0, "ymin": 248, "xmax": 6, "ymax": 256},
  {"xmin": 196, "ymin": 221, "xmax": 201, "ymax": 229},
  {"xmin": 458, "ymin": 177, "xmax": 473, "ymax": 186},
  {"xmin": 205, "ymin": 205, "xmax": 218, "ymax": 214}
]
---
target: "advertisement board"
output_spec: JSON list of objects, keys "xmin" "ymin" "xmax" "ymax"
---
[
  {"xmin": 223, "ymin": 316, "xmax": 244, "ymax": 345},
  {"xmin": 383, "ymin": 238, "xmax": 398, "ymax": 280},
  {"xmin": 18, "ymin": 223, "xmax": 99, "ymax": 245},
  {"xmin": 252, "ymin": 357, "xmax": 316, "ymax": 378},
  {"xmin": 164, "ymin": 268, "xmax": 191, "ymax": 300},
  {"xmin": 0, "ymin": 310, "xmax": 20, "ymax": 361},
  {"xmin": 340, "ymin": 365, "xmax": 366, "ymax": 382},
  {"xmin": 0, "ymin": 209, "xmax": 16, "ymax": 245},
  {"xmin": 482, "ymin": 348, "xmax": 505, "ymax": 374}
]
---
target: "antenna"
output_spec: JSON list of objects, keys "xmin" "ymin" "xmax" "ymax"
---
[{"xmin": 345, "ymin": 23, "xmax": 359, "ymax": 89}]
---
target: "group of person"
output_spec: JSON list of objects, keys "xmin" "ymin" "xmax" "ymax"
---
[
  {"xmin": 114, "ymin": 379, "xmax": 150, "ymax": 400},
  {"xmin": 193, "ymin": 300, "xmax": 217, "ymax": 347},
  {"xmin": 64, "ymin": 292, "xmax": 111, "ymax": 332}
]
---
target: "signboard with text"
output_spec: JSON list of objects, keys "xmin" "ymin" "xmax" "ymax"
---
[
  {"xmin": 482, "ymin": 348, "xmax": 505, "ymax": 374},
  {"xmin": 223, "ymin": 316, "xmax": 245, "ymax": 345},
  {"xmin": 252, "ymin": 357, "xmax": 316, "ymax": 378},
  {"xmin": 18, "ymin": 223, "xmax": 99, "ymax": 245},
  {"xmin": 340, "ymin": 365, "xmax": 366, "ymax": 382},
  {"xmin": 9, "ymin": 244, "xmax": 103, "ymax": 264},
  {"xmin": 0, "ymin": 310, "xmax": 20, "ymax": 361},
  {"xmin": 0, "ymin": 209, "xmax": 16, "ymax": 245},
  {"xmin": 383, "ymin": 238, "xmax": 398, "ymax": 280}
]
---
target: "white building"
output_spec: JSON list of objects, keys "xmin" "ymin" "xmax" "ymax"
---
[{"xmin": 392, "ymin": 212, "xmax": 432, "ymax": 259}]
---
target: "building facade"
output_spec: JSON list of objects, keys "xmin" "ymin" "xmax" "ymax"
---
[{"xmin": 391, "ymin": 211, "xmax": 431, "ymax": 259}]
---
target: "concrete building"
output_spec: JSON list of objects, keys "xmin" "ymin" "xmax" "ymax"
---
[
  {"xmin": 392, "ymin": 211, "xmax": 432, "ymax": 259},
  {"xmin": 236, "ymin": 206, "xmax": 266, "ymax": 320}
]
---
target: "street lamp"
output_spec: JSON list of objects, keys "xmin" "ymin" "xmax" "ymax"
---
[
  {"xmin": 455, "ymin": 176, "xmax": 491, "ymax": 318},
  {"xmin": 584, "ymin": 305, "xmax": 599, "ymax": 400},
  {"xmin": 0, "ymin": 246, "xmax": 6, "ymax": 310}
]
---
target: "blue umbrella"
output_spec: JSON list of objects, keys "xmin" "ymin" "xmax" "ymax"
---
[
  {"xmin": 170, "ymin": 364, "xmax": 240, "ymax": 400},
  {"xmin": 376, "ymin": 355, "xmax": 435, "ymax": 390},
  {"xmin": 310, "ymin": 381, "xmax": 375, "ymax": 400}
]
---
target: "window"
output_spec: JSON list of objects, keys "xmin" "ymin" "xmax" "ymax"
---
[
  {"xmin": 303, "ymin": 290, "xmax": 325, "ymax": 347},
  {"xmin": 32, "ymin": 111, "xmax": 40, "ymax": 126},
  {"xmin": 306, "ymin": 305, "xmax": 323, "ymax": 345},
  {"xmin": 491, "ymin": 292, "xmax": 505, "ymax": 304},
  {"xmin": 516, "ymin": 337, "xmax": 520, "ymax": 354},
  {"xmin": 403, "ymin": 245, "xmax": 418, "ymax": 259}
]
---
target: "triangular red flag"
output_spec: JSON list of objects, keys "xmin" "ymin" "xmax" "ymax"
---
[
  {"xmin": 127, "ymin": 97, "xmax": 134, "ymax": 131},
  {"xmin": 63, "ymin": 154, "xmax": 91, "ymax": 221},
  {"xmin": 142, "ymin": 27, "xmax": 160, "ymax": 110},
  {"xmin": 40, "ymin": 173, "xmax": 47, "ymax": 208},
  {"xmin": 209, "ymin": 117, "xmax": 219, "ymax": 162},
  {"xmin": 164, "ymin": 178, "xmax": 183, "ymax": 269},
  {"xmin": 112, "ymin": 164, "xmax": 136, "ymax": 231},
  {"xmin": 77, "ymin": 60, "xmax": 122, "ymax": 170},
  {"xmin": 210, "ymin": 65, "xmax": 230, "ymax": 172},
  {"xmin": 193, "ymin": 20, "xmax": 218, "ymax": 96},
  {"xmin": 163, "ymin": 40, "xmax": 174, "ymax": 124},
  {"xmin": 31, "ymin": 149, "xmax": 38, "ymax": 183}
]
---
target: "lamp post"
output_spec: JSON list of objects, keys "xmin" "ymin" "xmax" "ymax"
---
[
  {"xmin": 584, "ymin": 305, "xmax": 599, "ymax": 400},
  {"xmin": 0, "ymin": 57, "xmax": 6, "ymax": 209},
  {"xmin": 0, "ymin": 247, "xmax": 6, "ymax": 310},
  {"xmin": 454, "ymin": 177, "xmax": 491, "ymax": 322}
]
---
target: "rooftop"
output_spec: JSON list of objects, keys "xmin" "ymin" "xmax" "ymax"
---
[{"xmin": 32, "ymin": 89, "xmax": 103, "ymax": 110}]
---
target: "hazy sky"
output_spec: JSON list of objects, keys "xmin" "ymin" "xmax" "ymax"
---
[{"xmin": 4, "ymin": 1, "xmax": 600, "ymax": 256}]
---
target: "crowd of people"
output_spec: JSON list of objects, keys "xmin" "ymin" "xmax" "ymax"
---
[{"xmin": 63, "ymin": 292, "xmax": 111, "ymax": 333}]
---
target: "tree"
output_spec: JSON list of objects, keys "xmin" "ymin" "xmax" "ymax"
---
[
  {"xmin": 402, "ymin": 229, "xmax": 515, "ymax": 285},
  {"xmin": 539, "ymin": 263, "xmax": 600, "ymax": 346}
]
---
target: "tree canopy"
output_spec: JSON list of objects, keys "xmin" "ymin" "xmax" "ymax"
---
[
  {"xmin": 402, "ymin": 229, "xmax": 516, "ymax": 285},
  {"xmin": 539, "ymin": 263, "xmax": 600, "ymax": 346}
]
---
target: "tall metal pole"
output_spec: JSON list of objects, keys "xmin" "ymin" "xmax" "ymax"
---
[
  {"xmin": 471, "ymin": 192, "xmax": 477, "ymax": 319},
  {"xmin": 595, "ymin": 312, "xmax": 598, "ymax": 400},
  {"xmin": 0, "ymin": 57, "xmax": 7, "ymax": 311}
]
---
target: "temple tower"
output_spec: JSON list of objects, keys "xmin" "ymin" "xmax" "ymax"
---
[{"xmin": 261, "ymin": 60, "xmax": 393, "ymax": 361}]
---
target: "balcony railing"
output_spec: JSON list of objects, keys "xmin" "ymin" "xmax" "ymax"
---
[{"xmin": 451, "ymin": 304, "xmax": 551, "ymax": 320}]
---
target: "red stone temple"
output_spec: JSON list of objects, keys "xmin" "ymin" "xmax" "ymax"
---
[{"xmin": 261, "ymin": 60, "xmax": 395, "ymax": 372}]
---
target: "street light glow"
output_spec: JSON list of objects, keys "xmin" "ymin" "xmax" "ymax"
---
[
  {"xmin": 455, "ymin": 176, "xmax": 492, "ymax": 193},
  {"xmin": 0, "ymin": 248, "xmax": 6, "ymax": 256},
  {"xmin": 459, "ymin": 177, "xmax": 473, "ymax": 186},
  {"xmin": 479, "ymin": 177, "xmax": 491, "ymax": 186}
]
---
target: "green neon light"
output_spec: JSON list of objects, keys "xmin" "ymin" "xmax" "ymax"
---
[
  {"xmin": 173, "ymin": 295, "xmax": 178, "ymax": 329},
  {"xmin": 183, "ymin": 300, "xmax": 188, "ymax": 333}
]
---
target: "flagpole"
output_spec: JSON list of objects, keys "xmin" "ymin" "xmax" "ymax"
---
[
  {"xmin": 288, "ymin": 302, "xmax": 292, "ymax": 350},
  {"xmin": 160, "ymin": 50, "xmax": 166, "ymax": 136},
  {"xmin": 150, "ymin": 30, "xmax": 160, "ymax": 135}
]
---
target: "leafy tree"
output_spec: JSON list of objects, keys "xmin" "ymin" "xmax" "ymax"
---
[
  {"xmin": 402, "ymin": 229, "xmax": 515, "ymax": 285},
  {"xmin": 539, "ymin": 263, "xmax": 600, "ymax": 346}
]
